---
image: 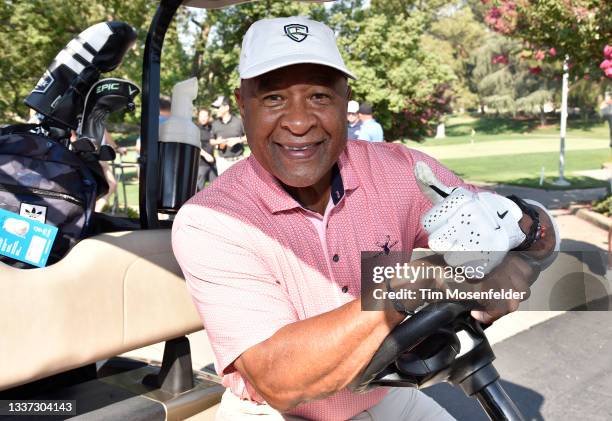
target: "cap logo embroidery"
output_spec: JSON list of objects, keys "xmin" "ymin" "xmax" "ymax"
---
[{"xmin": 284, "ymin": 24, "xmax": 309, "ymax": 42}]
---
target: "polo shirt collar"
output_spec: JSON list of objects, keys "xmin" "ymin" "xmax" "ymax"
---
[{"xmin": 248, "ymin": 147, "xmax": 360, "ymax": 214}]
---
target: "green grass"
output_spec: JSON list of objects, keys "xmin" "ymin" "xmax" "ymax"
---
[
  {"xmin": 505, "ymin": 176, "xmax": 608, "ymax": 190},
  {"xmin": 406, "ymin": 115, "xmax": 610, "ymax": 147},
  {"xmin": 125, "ymin": 183, "xmax": 139, "ymax": 211},
  {"xmin": 440, "ymin": 148, "xmax": 610, "ymax": 189},
  {"xmin": 399, "ymin": 116, "xmax": 611, "ymax": 190}
]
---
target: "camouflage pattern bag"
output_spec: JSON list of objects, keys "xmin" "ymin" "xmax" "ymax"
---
[{"xmin": 0, "ymin": 128, "xmax": 100, "ymax": 266}]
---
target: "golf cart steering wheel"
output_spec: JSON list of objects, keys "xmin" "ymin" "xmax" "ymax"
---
[
  {"xmin": 350, "ymin": 302, "xmax": 472, "ymax": 393},
  {"xmin": 349, "ymin": 302, "xmax": 526, "ymax": 421}
]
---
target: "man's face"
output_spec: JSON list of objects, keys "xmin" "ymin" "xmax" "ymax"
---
[
  {"xmin": 347, "ymin": 112, "xmax": 359, "ymax": 125},
  {"xmin": 236, "ymin": 64, "xmax": 349, "ymax": 188},
  {"xmin": 214, "ymin": 104, "xmax": 229, "ymax": 119},
  {"xmin": 198, "ymin": 110, "xmax": 210, "ymax": 125}
]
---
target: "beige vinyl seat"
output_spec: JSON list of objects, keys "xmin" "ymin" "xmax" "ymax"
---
[{"xmin": 0, "ymin": 229, "xmax": 204, "ymax": 391}]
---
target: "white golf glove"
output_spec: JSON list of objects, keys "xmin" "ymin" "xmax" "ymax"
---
[{"xmin": 414, "ymin": 161, "xmax": 526, "ymax": 277}]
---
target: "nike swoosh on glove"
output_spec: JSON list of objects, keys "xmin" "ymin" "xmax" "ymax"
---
[{"xmin": 414, "ymin": 161, "xmax": 526, "ymax": 278}]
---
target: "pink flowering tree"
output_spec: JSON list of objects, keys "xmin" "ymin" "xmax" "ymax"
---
[
  {"xmin": 601, "ymin": 45, "xmax": 612, "ymax": 79},
  {"xmin": 481, "ymin": 0, "xmax": 612, "ymax": 79}
]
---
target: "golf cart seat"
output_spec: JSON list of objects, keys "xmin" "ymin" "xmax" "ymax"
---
[{"xmin": 0, "ymin": 229, "xmax": 202, "ymax": 392}]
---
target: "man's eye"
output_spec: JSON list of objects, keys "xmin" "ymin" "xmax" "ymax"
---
[
  {"xmin": 263, "ymin": 94, "xmax": 283, "ymax": 105},
  {"xmin": 312, "ymin": 93, "xmax": 331, "ymax": 103}
]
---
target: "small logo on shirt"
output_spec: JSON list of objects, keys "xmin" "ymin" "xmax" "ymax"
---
[
  {"xmin": 284, "ymin": 24, "xmax": 309, "ymax": 42},
  {"xmin": 375, "ymin": 235, "xmax": 398, "ymax": 257}
]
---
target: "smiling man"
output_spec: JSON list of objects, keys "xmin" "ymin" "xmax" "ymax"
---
[{"xmin": 172, "ymin": 16, "xmax": 557, "ymax": 421}]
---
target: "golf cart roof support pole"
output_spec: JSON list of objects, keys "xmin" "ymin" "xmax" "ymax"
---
[{"xmin": 139, "ymin": 0, "xmax": 182, "ymax": 228}]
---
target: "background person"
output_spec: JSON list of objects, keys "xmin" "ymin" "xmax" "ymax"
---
[
  {"xmin": 135, "ymin": 95, "xmax": 172, "ymax": 157},
  {"xmin": 95, "ymin": 130, "xmax": 127, "ymax": 212},
  {"xmin": 210, "ymin": 95, "xmax": 247, "ymax": 174},
  {"xmin": 347, "ymin": 99, "xmax": 362, "ymax": 140},
  {"xmin": 358, "ymin": 102, "xmax": 384, "ymax": 142},
  {"xmin": 196, "ymin": 108, "xmax": 217, "ymax": 190}
]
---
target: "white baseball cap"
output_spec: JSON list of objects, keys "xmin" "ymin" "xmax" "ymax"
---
[
  {"xmin": 347, "ymin": 100, "xmax": 359, "ymax": 113},
  {"xmin": 211, "ymin": 95, "xmax": 229, "ymax": 108},
  {"xmin": 239, "ymin": 16, "xmax": 356, "ymax": 80}
]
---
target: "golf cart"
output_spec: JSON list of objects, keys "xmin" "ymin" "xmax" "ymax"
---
[{"xmin": 0, "ymin": 1, "xmax": 525, "ymax": 420}]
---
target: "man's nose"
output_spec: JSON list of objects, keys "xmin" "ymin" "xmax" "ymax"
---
[{"xmin": 279, "ymin": 100, "xmax": 317, "ymax": 135}]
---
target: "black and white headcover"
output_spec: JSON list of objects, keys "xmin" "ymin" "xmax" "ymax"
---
[{"xmin": 25, "ymin": 21, "xmax": 137, "ymax": 130}]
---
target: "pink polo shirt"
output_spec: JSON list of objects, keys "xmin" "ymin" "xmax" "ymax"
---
[{"xmin": 172, "ymin": 140, "xmax": 475, "ymax": 421}]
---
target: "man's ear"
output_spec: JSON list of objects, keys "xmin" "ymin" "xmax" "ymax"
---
[{"xmin": 235, "ymin": 86, "xmax": 245, "ymax": 119}]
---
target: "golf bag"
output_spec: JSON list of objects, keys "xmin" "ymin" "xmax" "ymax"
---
[
  {"xmin": 0, "ymin": 21, "xmax": 138, "ymax": 267},
  {"xmin": 0, "ymin": 125, "xmax": 104, "ymax": 267}
]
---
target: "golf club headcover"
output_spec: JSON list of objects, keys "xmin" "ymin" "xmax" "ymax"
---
[
  {"xmin": 78, "ymin": 78, "xmax": 140, "ymax": 150},
  {"xmin": 25, "ymin": 21, "xmax": 137, "ymax": 130},
  {"xmin": 414, "ymin": 161, "xmax": 526, "ymax": 277}
]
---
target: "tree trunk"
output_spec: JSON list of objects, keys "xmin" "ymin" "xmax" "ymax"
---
[
  {"xmin": 581, "ymin": 108, "xmax": 589, "ymax": 124},
  {"xmin": 190, "ymin": 22, "xmax": 211, "ymax": 80},
  {"xmin": 540, "ymin": 105, "xmax": 546, "ymax": 126}
]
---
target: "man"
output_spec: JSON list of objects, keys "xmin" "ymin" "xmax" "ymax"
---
[
  {"xmin": 196, "ymin": 108, "xmax": 217, "ymax": 190},
  {"xmin": 159, "ymin": 95, "xmax": 172, "ymax": 124},
  {"xmin": 172, "ymin": 16, "xmax": 557, "ymax": 421},
  {"xmin": 210, "ymin": 95, "xmax": 247, "ymax": 174},
  {"xmin": 358, "ymin": 103, "xmax": 384, "ymax": 142},
  {"xmin": 347, "ymin": 100, "xmax": 362, "ymax": 140},
  {"xmin": 135, "ymin": 95, "xmax": 171, "ymax": 159},
  {"xmin": 94, "ymin": 130, "xmax": 127, "ymax": 212}
]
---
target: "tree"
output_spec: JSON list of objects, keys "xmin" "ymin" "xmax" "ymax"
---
[
  {"xmin": 0, "ymin": 0, "xmax": 98, "ymax": 121},
  {"xmin": 471, "ymin": 33, "xmax": 555, "ymax": 122},
  {"xmin": 0, "ymin": 0, "xmax": 190, "ymax": 124},
  {"xmin": 370, "ymin": 0, "xmax": 451, "ymax": 16},
  {"xmin": 423, "ymin": 7, "xmax": 489, "ymax": 111},
  {"xmin": 190, "ymin": 1, "xmax": 325, "ymax": 109},
  {"xmin": 481, "ymin": 0, "xmax": 612, "ymax": 77},
  {"xmin": 0, "ymin": 1, "xmax": 463, "ymax": 139},
  {"xmin": 328, "ymin": 0, "xmax": 455, "ymax": 139}
]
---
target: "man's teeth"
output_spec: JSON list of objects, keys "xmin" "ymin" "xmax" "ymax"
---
[{"xmin": 284, "ymin": 145, "xmax": 312, "ymax": 151}]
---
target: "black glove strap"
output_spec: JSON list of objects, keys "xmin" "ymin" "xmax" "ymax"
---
[{"xmin": 507, "ymin": 195, "xmax": 541, "ymax": 251}]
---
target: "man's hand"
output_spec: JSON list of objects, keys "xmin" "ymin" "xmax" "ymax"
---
[
  {"xmin": 414, "ymin": 161, "xmax": 527, "ymax": 276},
  {"xmin": 390, "ymin": 253, "xmax": 536, "ymax": 323},
  {"xmin": 466, "ymin": 252, "xmax": 537, "ymax": 323},
  {"xmin": 200, "ymin": 149, "xmax": 215, "ymax": 163},
  {"xmin": 209, "ymin": 136, "xmax": 226, "ymax": 147},
  {"xmin": 225, "ymin": 136, "xmax": 246, "ymax": 147}
]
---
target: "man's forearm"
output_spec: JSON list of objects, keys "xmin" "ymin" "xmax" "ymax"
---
[{"xmin": 234, "ymin": 299, "xmax": 404, "ymax": 412}]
